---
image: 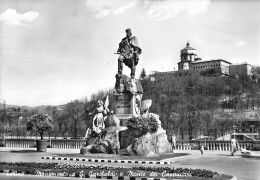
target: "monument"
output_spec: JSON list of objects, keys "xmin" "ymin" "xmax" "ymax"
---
[
  {"xmin": 113, "ymin": 28, "xmax": 143, "ymax": 149},
  {"xmin": 80, "ymin": 28, "xmax": 172, "ymax": 156},
  {"xmin": 116, "ymin": 28, "xmax": 142, "ymax": 79}
]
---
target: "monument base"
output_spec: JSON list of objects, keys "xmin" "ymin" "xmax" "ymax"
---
[
  {"xmin": 113, "ymin": 75, "xmax": 143, "ymax": 149},
  {"xmin": 115, "ymin": 114, "xmax": 135, "ymax": 149}
]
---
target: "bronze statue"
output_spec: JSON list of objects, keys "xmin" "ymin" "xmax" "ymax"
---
[{"xmin": 116, "ymin": 28, "xmax": 142, "ymax": 78}]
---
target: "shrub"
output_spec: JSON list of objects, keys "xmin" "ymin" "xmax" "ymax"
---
[
  {"xmin": 147, "ymin": 115, "xmax": 159, "ymax": 133},
  {"xmin": 126, "ymin": 116, "xmax": 158, "ymax": 134},
  {"xmin": 26, "ymin": 113, "xmax": 54, "ymax": 140}
]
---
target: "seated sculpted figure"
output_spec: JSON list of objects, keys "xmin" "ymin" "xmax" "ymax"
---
[{"xmin": 89, "ymin": 99, "xmax": 109, "ymax": 135}]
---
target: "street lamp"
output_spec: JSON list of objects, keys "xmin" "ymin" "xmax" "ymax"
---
[{"xmin": 250, "ymin": 125, "xmax": 254, "ymax": 133}]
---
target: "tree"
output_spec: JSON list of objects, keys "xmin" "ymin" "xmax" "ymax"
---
[
  {"xmin": 251, "ymin": 65, "xmax": 260, "ymax": 84},
  {"xmin": 200, "ymin": 112, "xmax": 213, "ymax": 137},
  {"xmin": 65, "ymin": 100, "xmax": 85, "ymax": 139},
  {"xmin": 139, "ymin": 68, "xmax": 147, "ymax": 79},
  {"xmin": 213, "ymin": 112, "xmax": 234, "ymax": 138},
  {"xmin": 26, "ymin": 113, "xmax": 54, "ymax": 140},
  {"xmin": 184, "ymin": 104, "xmax": 200, "ymax": 140},
  {"xmin": 251, "ymin": 66, "xmax": 260, "ymax": 110}
]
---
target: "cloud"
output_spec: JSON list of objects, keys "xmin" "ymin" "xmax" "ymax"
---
[
  {"xmin": 146, "ymin": 0, "xmax": 211, "ymax": 21},
  {"xmin": 84, "ymin": 0, "xmax": 138, "ymax": 18},
  {"xmin": 234, "ymin": 40, "xmax": 248, "ymax": 47},
  {"xmin": 0, "ymin": 8, "xmax": 39, "ymax": 26},
  {"xmin": 84, "ymin": 0, "xmax": 211, "ymax": 20},
  {"xmin": 113, "ymin": 1, "xmax": 136, "ymax": 15}
]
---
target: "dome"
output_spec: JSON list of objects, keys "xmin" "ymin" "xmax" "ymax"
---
[{"xmin": 181, "ymin": 41, "xmax": 197, "ymax": 56}]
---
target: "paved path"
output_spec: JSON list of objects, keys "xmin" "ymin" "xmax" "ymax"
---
[
  {"xmin": 167, "ymin": 150, "xmax": 260, "ymax": 180},
  {"xmin": 1, "ymin": 147, "xmax": 260, "ymax": 180}
]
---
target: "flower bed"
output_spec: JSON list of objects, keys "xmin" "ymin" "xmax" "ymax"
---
[
  {"xmin": 0, "ymin": 162, "xmax": 233, "ymax": 179},
  {"xmin": 126, "ymin": 116, "xmax": 159, "ymax": 134}
]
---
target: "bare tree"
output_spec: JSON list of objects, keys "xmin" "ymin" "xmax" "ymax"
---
[{"xmin": 65, "ymin": 100, "xmax": 85, "ymax": 139}]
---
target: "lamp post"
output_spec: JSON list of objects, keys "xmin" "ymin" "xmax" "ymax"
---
[{"xmin": 250, "ymin": 125, "xmax": 254, "ymax": 133}]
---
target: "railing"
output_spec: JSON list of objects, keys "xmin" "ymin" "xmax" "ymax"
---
[
  {"xmin": 50, "ymin": 139, "xmax": 85, "ymax": 149},
  {"xmin": 1, "ymin": 138, "xmax": 259, "ymax": 151},
  {"xmin": 176, "ymin": 140, "xmax": 254, "ymax": 151},
  {"xmin": 5, "ymin": 139, "xmax": 35, "ymax": 148},
  {"xmin": 2, "ymin": 138, "xmax": 86, "ymax": 149}
]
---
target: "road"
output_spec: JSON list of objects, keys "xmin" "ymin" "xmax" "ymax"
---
[{"xmin": 1, "ymin": 148, "xmax": 260, "ymax": 180}]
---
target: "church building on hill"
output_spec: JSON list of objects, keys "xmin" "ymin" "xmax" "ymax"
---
[{"xmin": 151, "ymin": 42, "xmax": 251, "ymax": 78}]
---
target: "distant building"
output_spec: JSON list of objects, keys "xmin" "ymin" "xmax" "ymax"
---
[
  {"xmin": 191, "ymin": 59, "xmax": 231, "ymax": 76},
  {"xmin": 178, "ymin": 42, "xmax": 231, "ymax": 76},
  {"xmin": 150, "ymin": 41, "xmax": 250, "ymax": 78},
  {"xmin": 178, "ymin": 41, "xmax": 198, "ymax": 70},
  {"xmin": 229, "ymin": 63, "xmax": 252, "ymax": 80}
]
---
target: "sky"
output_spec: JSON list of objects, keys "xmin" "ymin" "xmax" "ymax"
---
[{"xmin": 0, "ymin": 0, "xmax": 260, "ymax": 106}]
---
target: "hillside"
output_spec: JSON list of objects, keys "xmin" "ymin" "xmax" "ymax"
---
[
  {"xmin": 140, "ymin": 71, "xmax": 260, "ymax": 139},
  {"xmin": 1, "ymin": 69, "xmax": 259, "ymax": 140}
]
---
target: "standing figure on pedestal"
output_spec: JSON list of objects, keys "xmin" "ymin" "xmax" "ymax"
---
[{"xmin": 117, "ymin": 28, "xmax": 142, "ymax": 79}]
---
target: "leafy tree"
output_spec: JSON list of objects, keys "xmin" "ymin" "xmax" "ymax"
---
[{"xmin": 26, "ymin": 113, "xmax": 54, "ymax": 140}]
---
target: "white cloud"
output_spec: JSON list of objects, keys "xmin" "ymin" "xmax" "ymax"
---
[
  {"xmin": 234, "ymin": 40, "xmax": 248, "ymax": 47},
  {"xmin": 113, "ymin": 1, "xmax": 136, "ymax": 15},
  {"xmin": 0, "ymin": 8, "xmax": 39, "ymax": 26},
  {"xmin": 84, "ymin": 0, "xmax": 211, "ymax": 20},
  {"xmin": 146, "ymin": 0, "xmax": 211, "ymax": 21},
  {"xmin": 84, "ymin": 0, "xmax": 138, "ymax": 18}
]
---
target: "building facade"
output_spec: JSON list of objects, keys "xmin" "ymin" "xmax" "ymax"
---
[
  {"xmin": 191, "ymin": 59, "xmax": 231, "ymax": 75},
  {"xmin": 178, "ymin": 42, "xmax": 231, "ymax": 76},
  {"xmin": 150, "ymin": 41, "xmax": 251, "ymax": 78},
  {"xmin": 229, "ymin": 63, "xmax": 252, "ymax": 80},
  {"xmin": 178, "ymin": 42, "xmax": 198, "ymax": 70}
]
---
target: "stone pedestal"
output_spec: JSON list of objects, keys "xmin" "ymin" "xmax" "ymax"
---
[
  {"xmin": 114, "ymin": 93, "xmax": 141, "ymax": 115},
  {"xmin": 113, "ymin": 93, "xmax": 142, "ymax": 149},
  {"xmin": 113, "ymin": 74, "xmax": 143, "ymax": 149}
]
